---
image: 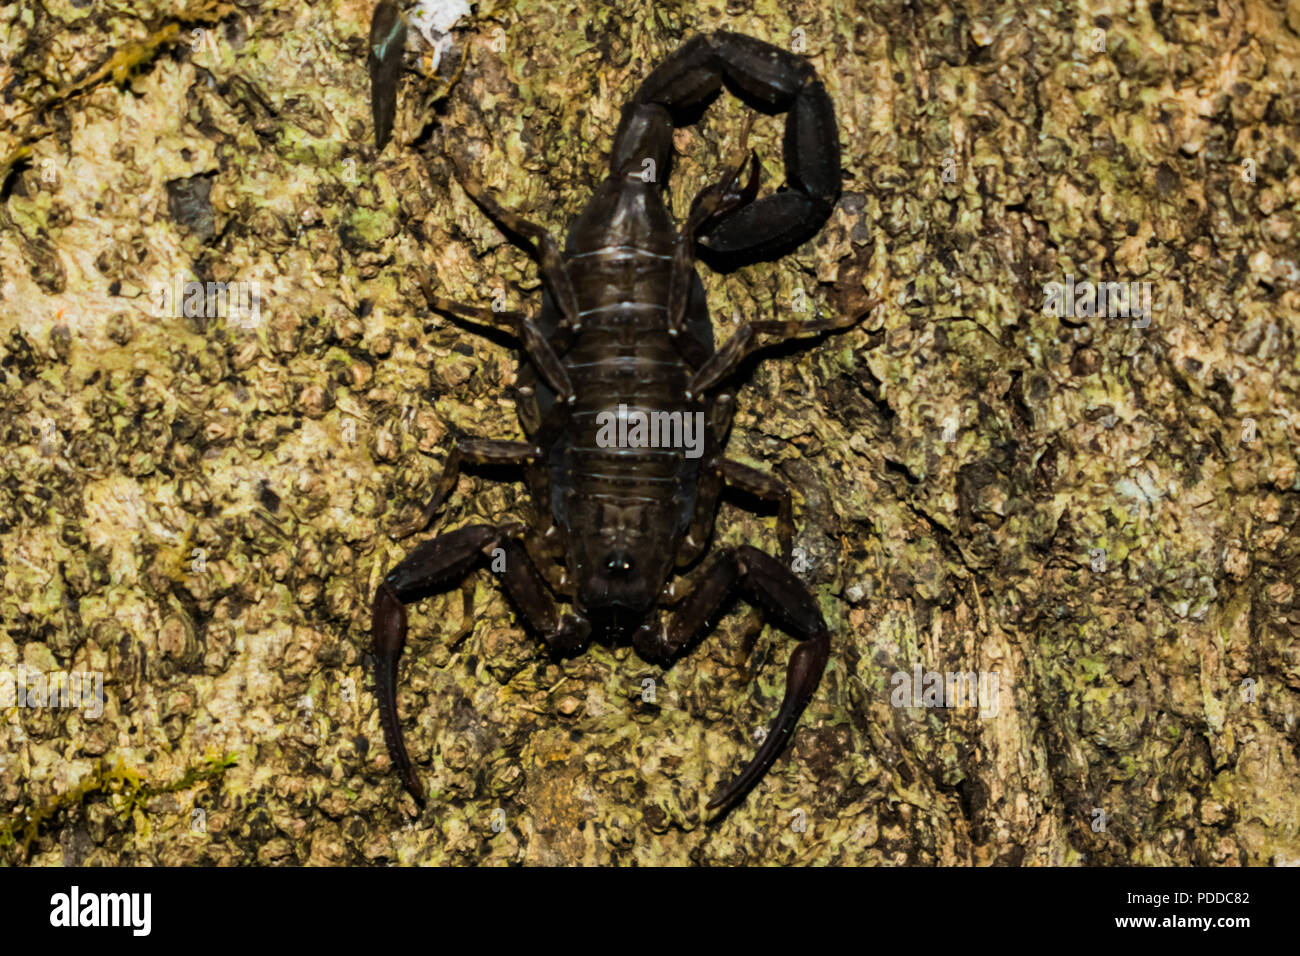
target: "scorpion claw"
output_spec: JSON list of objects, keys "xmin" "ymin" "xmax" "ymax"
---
[
  {"xmin": 373, "ymin": 583, "xmax": 426, "ymax": 803},
  {"xmin": 699, "ymin": 546, "xmax": 830, "ymax": 816},
  {"xmin": 706, "ymin": 632, "xmax": 827, "ymax": 814}
]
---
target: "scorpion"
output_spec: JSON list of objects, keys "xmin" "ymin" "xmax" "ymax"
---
[{"xmin": 369, "ymin": 18, "xmax": 864, "ymax": 816}]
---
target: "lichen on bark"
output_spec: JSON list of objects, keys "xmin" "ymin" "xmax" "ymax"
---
[{"xmin": 1, "ymin": 0, "xmax": 1298, "ymax": 865}]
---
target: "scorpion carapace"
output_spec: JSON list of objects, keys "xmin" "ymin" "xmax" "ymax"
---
[{"xmin": 370, "ymin": 27, "xmax": 859, "ymax": 816}]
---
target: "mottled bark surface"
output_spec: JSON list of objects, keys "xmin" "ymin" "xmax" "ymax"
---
[{"xmin": 1, "ymin": 0, "xmax": 1298, "ymax": 865}]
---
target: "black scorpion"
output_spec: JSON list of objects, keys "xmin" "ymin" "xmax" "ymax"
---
[{"xmin": 368, "ymin": 17, "xmax": 863, "ymax": 815}]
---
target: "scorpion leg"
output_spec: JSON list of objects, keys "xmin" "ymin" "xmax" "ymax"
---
[
  {"xmin": 718, "ymin": 459, "xmax": 796, "ymax": 565},
  {"xmin": 676, "ymin": 465, "xmax": 722, "ymax": 567},
  {"xmin": 673, "ymin": 447, "xmax": 793, "ymax": 667},
  {"xmin": 712, "ymin": 460, "xmax": 797, "ymax": 669},
  {"xmin": 448, "ymin": 156, "xmax": 583, "ymax": 334},
  {"xmin": 685, "ymin": 310, "xmax": 874, "ymax": 399},
  {"xmin": 392, "ymin": 438, "xmax": 541, "ymax": 538},
  {"xmin": 633, "ymin": 553, "xmax": 728, "ymax": 659},
  {"xmin": 524, "ymin": 523, "xmax": 570, "ymax": 596},
  {"xmin": 635, "ymin": 545, "xmax": 829, "ymax": 815},
  {"xmin": 631, "ymin": 31, "xmax": 841, "ymax": 259},
  {"xmin": 497, "ymin": 536, "xmax": 591, "ymax": 656},
  {"xmin": 677, "ymin": 453, "xmax": 794, "ymax": 568},
  {"xmin": 675, "ymin": 394, "xmax": 735, "ymax": 567},
  {"xmin": 374, "ymin": 522, "xmax": 588, "ymax": 802},
  {"xmin": 422, "ymin": 294, "xmax": 574, "ymax": 403}
]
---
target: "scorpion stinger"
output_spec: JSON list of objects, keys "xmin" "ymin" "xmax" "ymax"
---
[{"xmin": 619, "ymin": 31, "xmax": 842, "ymax": 261}]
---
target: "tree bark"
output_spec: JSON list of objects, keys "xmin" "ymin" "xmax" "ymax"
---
[{"xmin": 1, "ymin": 0, "xmax": 1297, "ymax": 865}]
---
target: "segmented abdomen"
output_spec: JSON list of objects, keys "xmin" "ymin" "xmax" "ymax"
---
[{"xmin": 544, "ymin": 173, "xmax": 707, "ymax": 547}]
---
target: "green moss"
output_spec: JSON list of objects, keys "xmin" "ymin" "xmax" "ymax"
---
[{"xmin": 1, "ymin": 753, "xmax": 237, "ymax": 861}]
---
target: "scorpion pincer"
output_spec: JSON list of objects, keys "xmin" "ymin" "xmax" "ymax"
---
[{"xmin": 369, "ymin": 23, "xmax": 860, "ymax": 816}]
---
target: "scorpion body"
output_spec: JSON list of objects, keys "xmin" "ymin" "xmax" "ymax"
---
[{"xmin": 371, "ymin": 25, "xmax": 858, "ymax": 815}]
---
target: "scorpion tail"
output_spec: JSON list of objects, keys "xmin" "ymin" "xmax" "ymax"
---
[{"xmin": 615, "ymin": 30, "xmax": 842, "ymax": 262}]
